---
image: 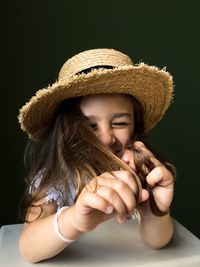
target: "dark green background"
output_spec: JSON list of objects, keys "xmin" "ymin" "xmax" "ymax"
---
[{"xmin": 1, "ymin": 1, "xmax": 200, "ymax": 238}]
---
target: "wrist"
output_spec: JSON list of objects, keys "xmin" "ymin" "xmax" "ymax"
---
[
  {"xmin": 58, "ymin": 206, "xmax": 83, "ymax": 241},
  {"xmin": 138, "ymin": 202, "xmax": 170, "ymax": 221}
]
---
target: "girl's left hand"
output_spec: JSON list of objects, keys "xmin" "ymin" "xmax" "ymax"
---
[{"xmin": 122, "ymin": 141, "xmax": 174, "ymax": 215}]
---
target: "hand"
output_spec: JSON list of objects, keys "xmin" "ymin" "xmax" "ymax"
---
[
  {"xmin": 122, "ymin": 141, "xmax": 174, "ymax": 216},
  {"xmin": 72, "ymin": 170, "xmax": 149, "ymax": 233}
]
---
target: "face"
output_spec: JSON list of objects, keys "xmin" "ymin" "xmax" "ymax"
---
[{"xmin": 80, "ymin": 94, "xmax": 134, "ymax": 157}]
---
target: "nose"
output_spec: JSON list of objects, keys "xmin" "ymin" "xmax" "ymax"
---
[{"xmin": 98, "ymin": 127, "xmax": 115, "ymax": 147}]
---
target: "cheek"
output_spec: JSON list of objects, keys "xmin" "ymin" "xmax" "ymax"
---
[{"xmin": 116, "ymin": 129, "xmax": 132, "ymax": 145}]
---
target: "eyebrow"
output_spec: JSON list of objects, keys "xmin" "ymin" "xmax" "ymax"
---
[
  {"xmin": 85, "ymin": 113, "xmax": 132, "ymax": 120},
  {"xmin": 112, "ymin": 113, "xmax": 132, "ymax": 119}
]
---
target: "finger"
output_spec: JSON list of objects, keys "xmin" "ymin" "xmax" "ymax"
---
[
  {"xmin": 147, "ymin": 166, "xmax": 175, "ymax": 188},
  {"xmin": 106, "ymin": 170, "xmax": 140, "ymax": 197},
  {"xmin": 112, "ymin": 170, "xmax": 142, "ymax": 206},
  {"xmin": 116, "ymin": 170, "xmax": 142, "ymax": 202},
  {"xmin": 96, "ymin": 175, "xmax": 137, "ymax": 216},
  {"xmin": 121, "ymin": 149, "xmax": 136, "ymax": 171},
  {"xmin": 133, "ymin": 141, "xmax": 161, "ymax": 168},
  {"xmin": 138, "ymin": 188, "xmax": 149, "ymax": 203},
  {"xmin": 78, "ymin": 190, "xmax": 114, "ymax": 215},
  {"xmin": 96, "ymin": 186, "xmax": 128, "ymax": 223},
  {"xmin": 133, "ymin": 141, "xmax": 146, "ymax": 149},
  {"xmin": 113, "ymin": 170, "xmax": 142, "ymax": 206}
]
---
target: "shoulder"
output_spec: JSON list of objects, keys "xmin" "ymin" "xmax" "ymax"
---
[
  {"xmin": 25, "ymin": 191, "xmax": 57, "ymax": 222},
  {"xmin": 26, "ymin": 171, "xmax": 76, "ymax": 222}
]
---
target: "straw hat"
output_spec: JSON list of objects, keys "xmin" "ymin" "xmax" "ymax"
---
[{"xmin": 18, "ymin": 48, "xmax": 174, "ymax": 140}]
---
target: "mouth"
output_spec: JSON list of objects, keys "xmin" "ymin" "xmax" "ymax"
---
[
  {"xmin": 113, "ymin": 149, "xmax": 124, "ymax": 158},
  {"xmin": 110, "ymin": 142, "xmax": 124, "ymax": 158}
]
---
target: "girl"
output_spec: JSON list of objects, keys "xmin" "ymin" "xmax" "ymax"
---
[{"xmin": 18, "ymin": 48, "xmax": 175, "ymax": 263}]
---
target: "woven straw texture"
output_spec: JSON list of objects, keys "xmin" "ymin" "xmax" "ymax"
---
[{"xmin": 19, "ymin": 48, "xmax": 174, "ymax": 140}]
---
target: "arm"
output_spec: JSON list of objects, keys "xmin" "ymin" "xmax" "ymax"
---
[
  {"xmin": 19, "ymin": 170, "xmax": 146, "ymax": 263},
  {"xmin": 122, "ymin": 141, "xmax": 175, "ymax": 249},
  {"xmin": 19, "ymin": 203, "xmax": 83, "ymax": 263},
  {"xmin": 138, "ymin": 204, "xmax": 174, "ymax": 249},
  {"xmin": 138, "ymin": 163, "xmax": 174, "ymax": 249}
]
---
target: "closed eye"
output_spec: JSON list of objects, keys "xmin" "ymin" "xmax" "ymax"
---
[
  {"xmin": 113, "ymin": 122, "xmax": 129, "ymax": 125},
  {"xmin": 112, "ymin": 122, "xmax": 130, "ymax": 127}
]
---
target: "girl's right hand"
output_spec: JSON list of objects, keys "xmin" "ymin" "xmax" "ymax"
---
[{"xmin": 71, "ymin": 170, "xmax": 149, "ymax": 233}]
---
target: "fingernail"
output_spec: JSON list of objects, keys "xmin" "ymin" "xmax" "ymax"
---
[
  {"xmin": 106, "ymin": 206, "xmax": 113, "ymax": 214},
  {"xmin": 120, "ymin": 217, "xmax": 127, "ymax": 224}
]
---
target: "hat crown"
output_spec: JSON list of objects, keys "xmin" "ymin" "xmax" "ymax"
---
[{"xmin": 58, "ymin": 48, "xmax": 134, "ymax": 80}]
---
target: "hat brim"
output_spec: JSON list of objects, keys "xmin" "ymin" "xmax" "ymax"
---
[{"xmin": 19, "ymin": 64, "xmax": 173, "ymax": 140}]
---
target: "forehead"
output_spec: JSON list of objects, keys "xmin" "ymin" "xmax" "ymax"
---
[{"xmin": 80, "ymin": 94, "xmax": 134, "ymax": 114}]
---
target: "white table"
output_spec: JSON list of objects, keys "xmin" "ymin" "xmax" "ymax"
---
[{"xmin": 0, "ymin": 218, "xmax": 200, "ymax": 266}]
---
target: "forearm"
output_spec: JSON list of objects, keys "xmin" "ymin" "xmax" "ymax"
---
[
  {"xmin": 19, "ymin": 206, "xmax": 82, "ymax": 263},
  {"xmin": 138, "ymin": 208, "xmax": 174, "ymax": 249}
]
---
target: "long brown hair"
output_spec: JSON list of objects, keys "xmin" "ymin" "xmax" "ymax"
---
[{"xmin": 22, "ymin": 95, "xmax": 175, "ymax": 221}]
